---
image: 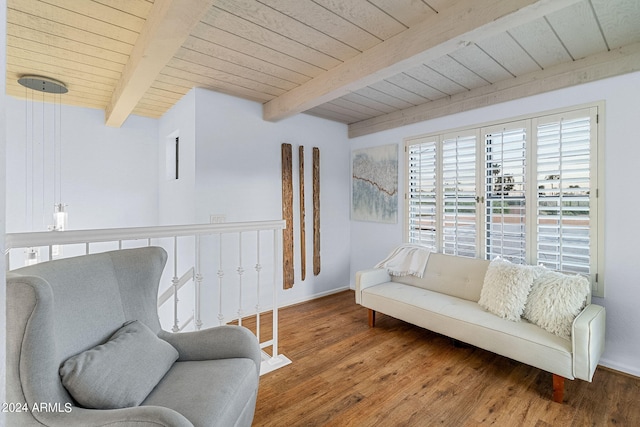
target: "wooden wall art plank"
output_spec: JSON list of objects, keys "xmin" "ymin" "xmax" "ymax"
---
[
  {"xmin": 281, "ymin": 143, "xmax": 295, "ymax": 289},
  {"xmin": 313, "ymin": 147, "xmax": 321, "ymax": 276},
  {"xmin": 299, "ymin": 145, "xmax": 307, "ymax": 281}
]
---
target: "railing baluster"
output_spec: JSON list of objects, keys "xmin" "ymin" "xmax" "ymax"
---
[
  {"xmin": 194, "ymin": 235, "xmax": 203, "ymax": 330},
  {"xmin": 217, "ymin": 234, "xmax": 225, "ymax": 326},
  {"xmin": 237, "ymin": 232, "xmax": 244, "ymax": 326},
  {"xmin": 171, "ymin": 236, "xmax": 179, "ymax": 333},
  {"xmin": 272, "ymin": 228, "xmax": 279, "ymax": 359},
  {"xmin": 255, "ymin": 231, "xmax": 262, "ymax": 343}
]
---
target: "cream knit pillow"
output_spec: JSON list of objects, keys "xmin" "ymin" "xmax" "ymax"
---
[
  {"xmin": 523, "ymin": 270, "xmax": 590, "ymax": 339},
  {"xmin": 478, "ymin": 258, "xmax": 534, "ymax": 321}
]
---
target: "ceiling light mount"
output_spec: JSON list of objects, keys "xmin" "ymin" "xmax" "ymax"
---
[{"xmin": 18, "ymin": 75, "xmax": 68, "ymax": 94}]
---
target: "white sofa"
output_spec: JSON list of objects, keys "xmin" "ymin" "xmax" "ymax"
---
[{"xmin": 355, "ymin": 252, "xmax": 606, "ymax": 403}]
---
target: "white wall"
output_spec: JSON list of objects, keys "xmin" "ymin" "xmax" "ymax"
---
[
  {"xmin": 195, "ymin": 89, "xmax": 351, "ymax": 307},
  {"xmin": 5, "ymin": 98, "xmax": 160, "ymax": 233},
  {"xmin": 158, "ymin": 89, "xmax": 197, "ymax": 226},
  {"xmin": 349, "ymin": 71, "xmax": 640, "ymax": 377},
  {"xmin": 158, "ymin": 88, "xmax": 351, "ymax": 326}
]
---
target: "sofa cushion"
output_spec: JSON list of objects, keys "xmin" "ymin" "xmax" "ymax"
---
[
  {"xmin": 392, "ymin": 252, "xmax": 490, "ymax": 302},
  {"xmin": 142, "ymin": 359, "xmax": 259, "ymax": 426},
  {"xmin": 523, "ymin": 270, "xmax": 590, "ymax": 339},
  {"xmin": 59, "ymin": 320, "xmax": 179, "ymax": 409},
  {"xmin": 478, "ymin": 258, "xmax": 534, "ymax": 321}
]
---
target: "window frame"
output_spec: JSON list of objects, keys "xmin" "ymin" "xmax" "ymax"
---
[{"xmin": 404, "ymin": 102, "xmax": 604, "ymax": 297}]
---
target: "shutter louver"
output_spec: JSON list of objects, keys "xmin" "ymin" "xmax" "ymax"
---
[
  {"xmin": 442, "ymin": 134, "xmax": 477, "ymax": 257},
  {"xmin": 484, "ymin": 127, "xmax": 527, "ymax": 264},
  {"xmin": 408, "ymin": 140, "xmax": 437, "ymax": 250},
  {"xmin": 536, "ymin": 116, "xmax": 591, "ymax": 274}
]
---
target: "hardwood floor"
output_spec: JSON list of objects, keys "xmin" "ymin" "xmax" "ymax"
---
[{"xmin": 249, "ymin": 290, "xmax": 640, "ymax": 426}]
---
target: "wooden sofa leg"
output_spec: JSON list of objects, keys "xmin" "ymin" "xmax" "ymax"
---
[
  {"xmin": 552, "ymin": 374, "xmax": 565, "ymax": 403},
  {"xmin": 368, "ymin": 309, "xmax": 375, "ymax": 328}
]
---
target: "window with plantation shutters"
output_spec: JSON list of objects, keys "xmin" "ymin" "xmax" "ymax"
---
[
  {"xmin": 405, "ymin": 104, "xmax": 603, "ymax": 296},
  {"xmin": 483, "ymin": 123, "xmax": 527, "ymax": 264},
  {"xmin": 442, "ymin": 133, "xmax": 477, "ymax": 257},
  {"xmin": 407, "ymin": 139, "xmax": 437, "ymax": 250},
  {"xmin": 534, "ymin": 112, "xmax": 595, "ymax": 276}
]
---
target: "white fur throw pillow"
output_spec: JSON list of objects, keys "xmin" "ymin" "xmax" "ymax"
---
[
  {"xmin": 478, "ymin": 258, "xmax": 534, "ymax": 321},
  {"xmin": 523, "ymin": 270, "xmax": 590, "ymax": 340}
]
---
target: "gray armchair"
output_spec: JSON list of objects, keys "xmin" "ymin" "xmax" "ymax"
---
[{"xmin": 6, "ymin": 246, "xmax": 261, "ymax": 426}]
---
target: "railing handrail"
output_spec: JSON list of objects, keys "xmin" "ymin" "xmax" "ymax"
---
[{"xmin": 5, "ymin": 220, "xmax": 286, "ymax": 251}]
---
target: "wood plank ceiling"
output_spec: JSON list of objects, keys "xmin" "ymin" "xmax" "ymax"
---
[{"xmin": 5, "ymin": 0, "xmax": 640, "ymax": 136}]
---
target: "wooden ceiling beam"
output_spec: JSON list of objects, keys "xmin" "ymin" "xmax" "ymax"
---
[
  {"xmin": 348, "ymin": 41, "xmax": 640, "ymax": 138},
  {"xmin": 262, "ymin": 0, "xmax": 584, "ymax": 122},
  {"xmin": 105, "ymin": 0, "xmax": 214, "ymax": 127}
]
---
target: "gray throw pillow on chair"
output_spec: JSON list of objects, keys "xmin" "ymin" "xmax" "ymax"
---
[{"xmin": 60, "ymin": 320, "xmax": 178, "ymax": 409}]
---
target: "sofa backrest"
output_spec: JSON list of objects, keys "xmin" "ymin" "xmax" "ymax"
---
[
  {"xmin": 6, "ymin": 247, "xmax": 168, "ymax": 422},
  {"xmin": 391, "ymin": 252, "xmax": 490, "ymax": 302}
]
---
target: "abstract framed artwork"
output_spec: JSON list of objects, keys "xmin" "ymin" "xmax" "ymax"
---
[{"xmin": 351, "ymin": 144, "xmax": 398, "ymax": 223}]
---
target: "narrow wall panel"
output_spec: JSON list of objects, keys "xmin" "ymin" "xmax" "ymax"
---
[
  {"xmin": 299, "ymin": 145, "xmax": 306, "ymax": 281},
  {"xmin": 313, "ymin": 147, "xmax": 321, "ymax": 276},
  {"xmin": 281, "ymin": 143, "xmax": 294, "ymax": 289}
]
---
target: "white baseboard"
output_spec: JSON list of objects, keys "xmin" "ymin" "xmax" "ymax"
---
[
  {"xmin": 224, "ymin": 286, "xmax": 351, "ymax": 322},
  {"xmin": 598, "ymin": 358, "xmax": 640, "ymax": 379},
  {"xmin": 279, "ymin": 286, "xmax": 351, "ymax": 310}
]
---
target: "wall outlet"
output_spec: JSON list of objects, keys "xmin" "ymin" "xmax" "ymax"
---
[{"xmin": 210, "ymin": 214, "xmax": 226, "ymax": 224}]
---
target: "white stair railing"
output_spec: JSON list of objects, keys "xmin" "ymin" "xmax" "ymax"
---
[{"xmin": 5, "ymin": 220, "xmax": 291, "ymax": 375}]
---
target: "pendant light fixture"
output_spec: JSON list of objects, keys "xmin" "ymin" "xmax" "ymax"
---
[
  {"xmin": 17, "ymin": 76, "xmax": 68, "ymax": 95},
  {"xmin": 18, "ymin": 75, "xmax": 69, "ymax": 263}
]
